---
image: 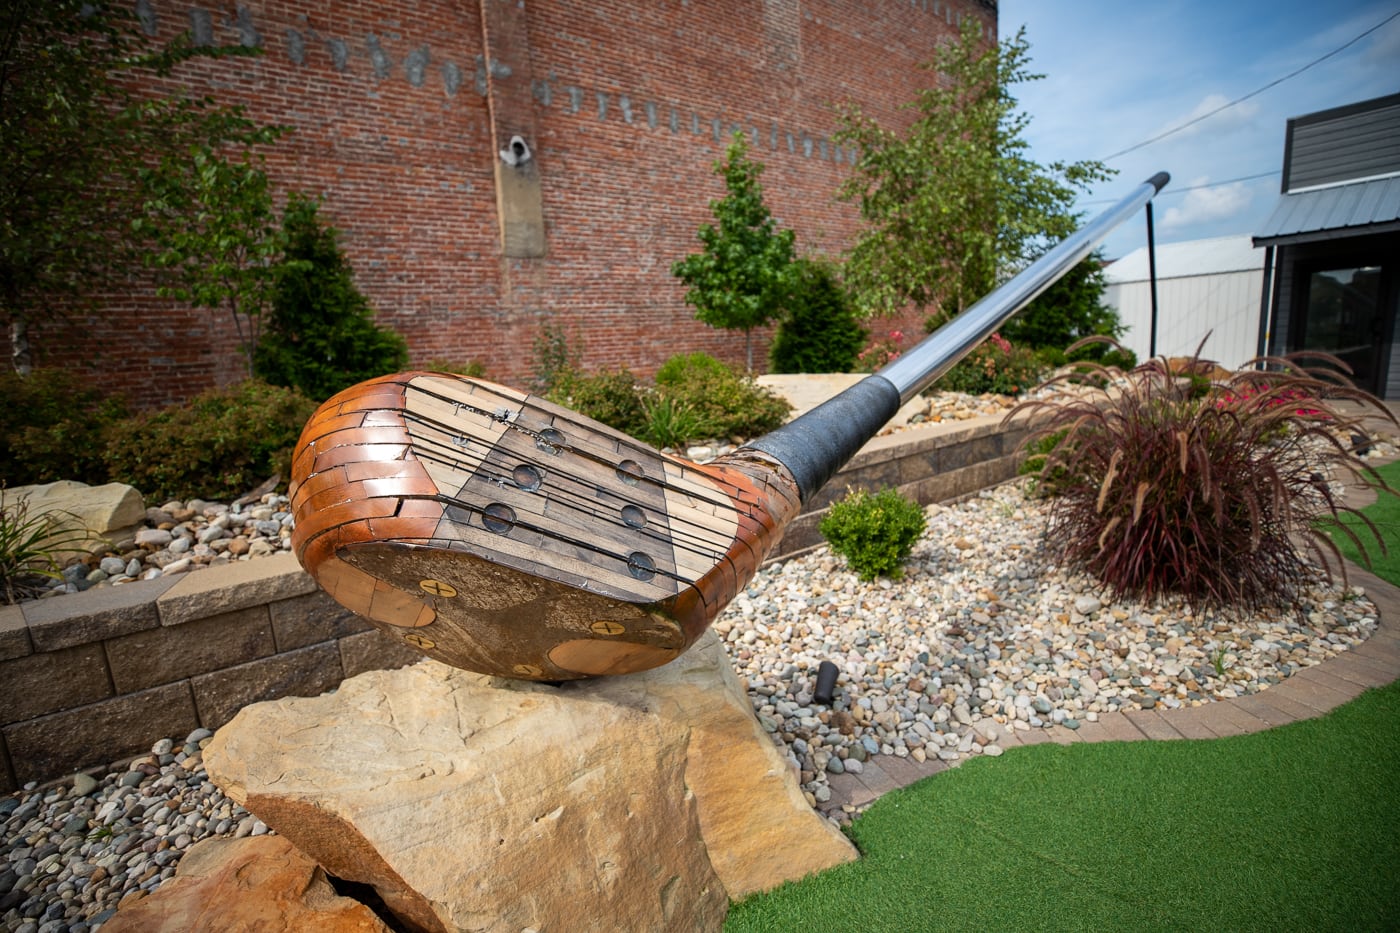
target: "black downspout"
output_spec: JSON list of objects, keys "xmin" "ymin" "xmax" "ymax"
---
[{"xmin": 1146, "ymin": 201, "xmax": 1159, "ymax": 358}]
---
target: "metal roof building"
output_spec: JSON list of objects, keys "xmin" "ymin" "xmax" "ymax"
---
[{"xmin": 1253, "ymin": 92, "xmax": 1400, "ymax": 398}]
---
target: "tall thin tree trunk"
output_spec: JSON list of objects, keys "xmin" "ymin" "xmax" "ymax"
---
[{"xmin": 10, "ymin": 316, "xmax": 31, "ymax": 376}]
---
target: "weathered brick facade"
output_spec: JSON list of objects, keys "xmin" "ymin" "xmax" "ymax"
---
[{"xmin": 37, "ymin": 0, "xmax": 995, "ymax": 409}]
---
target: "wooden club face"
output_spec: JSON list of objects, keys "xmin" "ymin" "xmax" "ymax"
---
[{"xmin": 289, "ymin": 372, "xmax": 800, "ymax": 680}]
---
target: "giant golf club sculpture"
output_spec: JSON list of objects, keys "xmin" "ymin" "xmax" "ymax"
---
[{"xmin": 289, "ymin": 173, "xmax": 1170, "ymax": 681}]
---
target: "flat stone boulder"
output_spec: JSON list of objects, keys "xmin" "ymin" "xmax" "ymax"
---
[
  {"xmin": 5, "ymin": 480, "xmax": 145, "ymax": 557},
  {"xmin": 205, "ymin": 629, "xmax": 855, "ymax": 932},
  {"xmin": 100, "ymin": 835, "xmax": 390, "ymax": 933}
]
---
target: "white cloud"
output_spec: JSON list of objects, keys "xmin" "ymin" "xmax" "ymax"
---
[
  {"xmin": 1362, "ymin": 15, "xmax": 1400, "ymax": 67},
  {"xmin": 1160, "ymin": 178, "xmax": 1253, "ymax": 230},
  {"xmin": 1152, "ymin": 93, "xmax": 1263, "ymax": 142}
]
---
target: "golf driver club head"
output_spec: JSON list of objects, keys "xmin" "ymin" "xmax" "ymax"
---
[{"xmin": 289, "ymin": 371, "xmax": 802, "ymax": 681}]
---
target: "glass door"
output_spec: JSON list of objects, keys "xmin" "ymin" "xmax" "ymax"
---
[{"xmin": 1298, "ymin": 265, "xmax": 1384, "ymax": 394}]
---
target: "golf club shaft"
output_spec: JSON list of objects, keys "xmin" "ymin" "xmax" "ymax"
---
[{"xmin": 744, "ymin": 171, "xmax": 1170, "ymax": 502}]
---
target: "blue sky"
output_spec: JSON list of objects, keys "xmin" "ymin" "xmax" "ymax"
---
[{"xmin": 997, "ymin": 1, "xmax": 1400, "ymax": 259}]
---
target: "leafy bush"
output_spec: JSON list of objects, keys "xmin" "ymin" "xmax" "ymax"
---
[
  {"xmin": 655, "ymin": 352, "xmax": 731, "ymax": 387},
  {"xmin": 820, "ymin": 487, "xmax": 927, "ymax": 581},
  {"xmin": 253, "ymin": 195, "xmax": 408, "ymax": 401},
  {"xmin": 1035, "ymin": 346, "xmax": 1068, "ymax": 369},
  {"xmin": 936, "ymin": 333, "xmax": 1045, "ymax": 395},
  {"xmin": 1098, "ymin": 347, "xmax": 1138, "ymax": 370},
  {"xmin": 1010, "ymin": 349, "xmax": 1396, "ymax": 616},
  {"xmin": 655, "ymin": 361, "xmax": 790, "ymax": 441},
  {"xmin": 768, "ymin": 259, "xmax": 866, "ymax": 373},
  {"xmin": 544, "ymin": 356, "xmax": 790, "ymax": 448},
  {"xmin": 545, "ymin": 368, "xmax": 649, "ymax": 438},
  {"xmin": 0, "ymin": 493, "xmax": 91, "ymax": 604},
  {"xmin": 855, "ymin": 330, "xmax": 908, "ymax": 373},
  {"xmin": 103, "ymin": 380, "xmax": 318, "ymax": 502},
  {"xmin": 0, "ymin": 369, "xmax": 128, "ymax": 486}
]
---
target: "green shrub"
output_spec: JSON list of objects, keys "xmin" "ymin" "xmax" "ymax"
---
[
  {"xmin": 253, "ymin": 195, "xmax": 408, "ymax": 401},
  {"xmin": 935, "ymin": 333, "xmax": 1045, "ymax": 396},
  {"xmin": 0, "ymin": 369, "xmax": 127, "ymax": 486},
  {"xmin": 1010, "ymin": 349, "xmax": 1396, "ymax": 616},
  {"xmin": 1096, "ymin": 347, "xmax": 1137, "ymax": 370},
  {"xmin": 655, "ymin": 363, "xmax": 790, "ymax": 440},
  {"xmin": 543, "ymin": 356, "xmax": 790, "ymax": 447},
  {"xmin": 768, "ymin": 259, "xmax": 866, "ymax": 373},
  {"xmin": 1001, "ymin": 252, "xmax": 1126, "ymax": 353},
  {"xmin": 1035, "ymin": 346, "xmax": 1068, "ymax": 369},
  {"xmin": 103, "ymin": 380, "xmax": 318, "ymax": 503},
  {"xmin": 655, "ymin": 352, "xmax": 731, "ymax": 387},
  {"xmin": 545, "ymin": 368, "xmax": 649, "ymax": 438},
  {"xmin": 820, "ymin": 487, "xmax": 927, "ymax": 581}
]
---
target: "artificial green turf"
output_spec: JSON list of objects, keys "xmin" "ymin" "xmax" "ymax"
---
[
  {"xmin": 726, "ymin": 459, "xmax": 1400, "ymax": 932},
  {"xmin": 1331, "ymin": 458, "xmax": 1400, "ymax": 580},
  {"xmin": 726, "ymin": 682, "xmax": 1400, "ymax": 932}
]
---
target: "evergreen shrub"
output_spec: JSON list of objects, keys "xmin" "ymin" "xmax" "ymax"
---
[
  {"xmin": 0, "ymin": 369, "xmax": 127, "ymax": 486},
  {"xmin": 768, "ymin": 259, "xmax": 866, "ymax": 373},
  {"xmin": 253, "ymin": 195, "xmax": 408, "ymax": 401},
  {"xmin": 819, "ymin": 487, "xmax": 927, "ymax": 581}
]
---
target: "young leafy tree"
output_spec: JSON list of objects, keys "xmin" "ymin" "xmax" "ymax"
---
[
  {"xmin": 140, "ymin": 147, "xmax": 289, "ymax": 372},
  {"xmin": 672, "ymin": 133, "xmax": 796, "ymax": 371},
  {"xmin": 253, "ymin": 194, "xmax": 409, "ymax": 401},
  {"xmin": 834, "ymin": 21, "xmax": 1111, "ymax": 326},
  {"xmin": 0, "ymin": 1, "xmax": 277, "ymax": 373}
]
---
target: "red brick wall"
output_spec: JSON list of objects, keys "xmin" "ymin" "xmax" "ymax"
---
[{"xmin": 34, "ymin": 0, "xmax": 994, "ymax": 409}]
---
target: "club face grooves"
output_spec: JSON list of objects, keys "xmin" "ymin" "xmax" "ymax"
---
[{"xmin": 290, "ymin": 372, "xmax": 802, "ymax": 680}]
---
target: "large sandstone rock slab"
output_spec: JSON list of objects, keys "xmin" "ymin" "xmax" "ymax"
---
[
  {"xmin": 100, "ymin": 835, "xmax": 390, "ymax": 932},
  {"xmin": 5, "ymin": 480, "xmax": 145, "ymax": 556},
  {"xmin": 590, "ymin": 628, "xmax": 858, "ymax": 897},
  {"xmin": 205, "ymin": 629, "xmax": 855, "ymax": 932}
]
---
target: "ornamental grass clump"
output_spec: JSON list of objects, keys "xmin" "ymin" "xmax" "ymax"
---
[
  {"xmin": 0, "ymin": 493, "xmax": 90, "ymax": 605},
  {"xmin": 820, "ymin": 487, "xmax": 927, "ymax": 581},
  {"xmin": 1010, "ymin": 344, "xmax": 1396, "ymax": 616}
]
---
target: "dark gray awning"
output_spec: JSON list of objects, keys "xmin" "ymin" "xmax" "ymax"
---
[{"xmin": 1252, "ymin": 175, "xmax": 1400, "ymax": 247}]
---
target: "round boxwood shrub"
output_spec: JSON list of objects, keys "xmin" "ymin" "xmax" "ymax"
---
[{"xmin": 819, "ymin": 487, "xmax": 927, "ymax": 580}]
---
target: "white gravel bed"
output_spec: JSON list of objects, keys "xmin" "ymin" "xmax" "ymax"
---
[{"xmin": 715, "ymin": 478, "xmax": 1380, "ymax": 820}]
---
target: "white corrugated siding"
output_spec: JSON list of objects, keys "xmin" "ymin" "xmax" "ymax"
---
[{"xmin": 1104, "ymin": 236, "xmax": 1265, "ymax": 368}]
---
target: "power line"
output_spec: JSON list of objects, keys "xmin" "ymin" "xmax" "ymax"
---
[
  {"xmin": 1099, "ymin": 9, "xmax": 1400, "ymax": 162},
  {"xmin": 1077, "ymin": 171, "xmax": 1280, "ymax": 206}
]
